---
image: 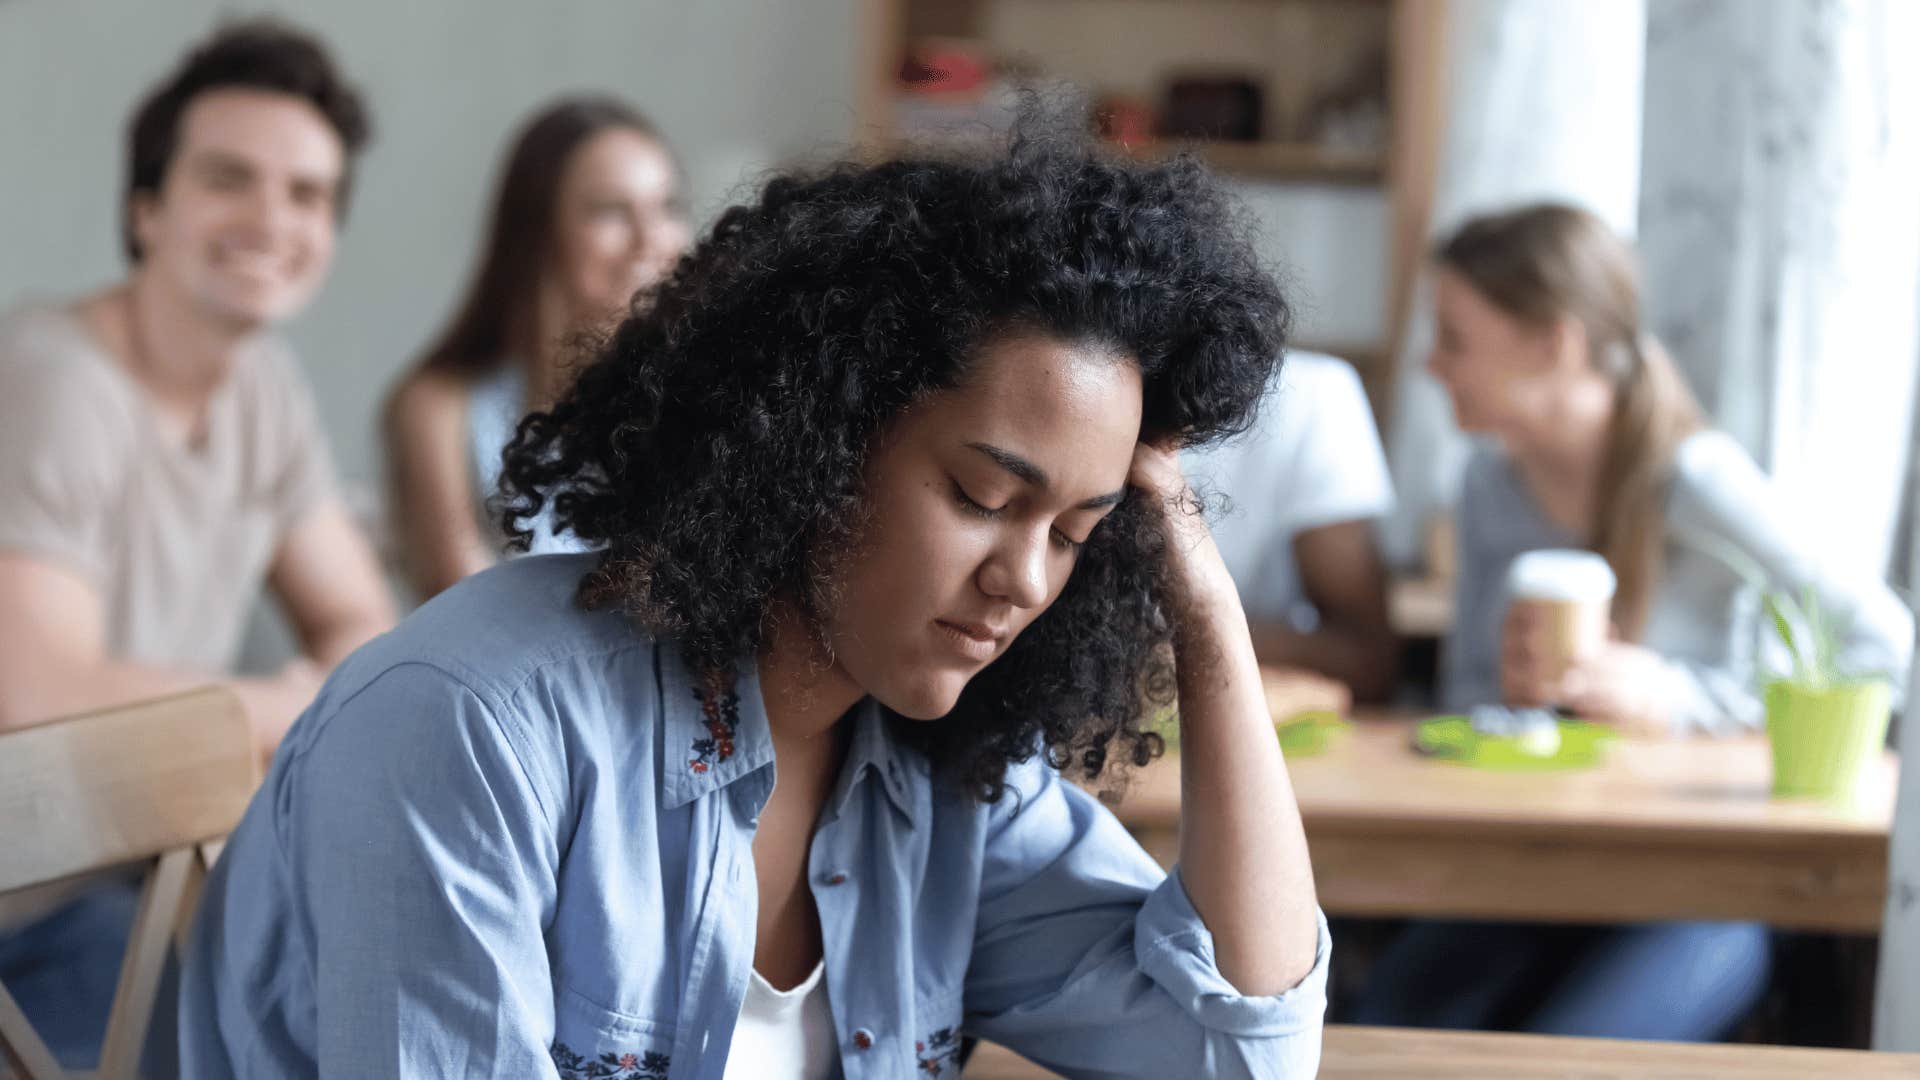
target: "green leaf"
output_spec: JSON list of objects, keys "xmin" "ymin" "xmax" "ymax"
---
[{"xmin": 1763, "ymin": 592, "xmax": 1811, "ymax": 683}]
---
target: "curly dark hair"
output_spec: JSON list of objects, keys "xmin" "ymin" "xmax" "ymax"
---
[
  {"xmin": 500, "ymin": 116, "xmax": 1289, "ymax": 800},
  {"xmin": 123, "ymin": 18, "xmax": 372, "ymax": 262}
]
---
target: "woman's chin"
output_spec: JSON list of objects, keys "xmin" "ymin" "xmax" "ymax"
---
[{"xmin": 869, "ymin": 672, "xmax": 969, "ymax": 722}]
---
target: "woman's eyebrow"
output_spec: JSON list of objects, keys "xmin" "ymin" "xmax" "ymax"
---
[{"xmin": 965, "ymin": 441, "xmax": 1126, "ymax": 509}]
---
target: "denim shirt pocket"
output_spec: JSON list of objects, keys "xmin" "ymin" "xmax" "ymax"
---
[{"xmin": 549, "ymin": 984, "xmax": 675, "ymax": 1080}]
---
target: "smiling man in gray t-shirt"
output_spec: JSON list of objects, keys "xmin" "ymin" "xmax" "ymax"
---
[
  {"xmin": 0, "ymin": 22, "xmax": 393, "ymax": 749},
  {"xmin": 0, "ymin": 20, "xmax": 395, "ymax": 1070}
]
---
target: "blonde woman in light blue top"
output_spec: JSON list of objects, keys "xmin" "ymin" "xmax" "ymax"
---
[
  {"xmin": 385, "ymin": 97, "xmax": 690, "ymax": 599},
  {"xmin": 1359, "ymin": 202, "xmax": 1911, "ymax": 1041},
  {"xmin": 1427, "ymin": 206, "xmax": 1911, "ymax": 734}
]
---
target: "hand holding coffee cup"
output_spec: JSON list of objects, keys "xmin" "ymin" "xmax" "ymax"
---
[
  {"xmin": 1499, "ymin": 549, "xmax": 1616, "ymax": 709},
  {"xmin": 1500, "ymin": 554, "xmax": 1681, "ymax": 735}
]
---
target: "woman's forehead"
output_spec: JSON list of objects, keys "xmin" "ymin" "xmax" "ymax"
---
[{"xmin": 915, "ymin": 336, "xmax": 1141, "ymax": 485}]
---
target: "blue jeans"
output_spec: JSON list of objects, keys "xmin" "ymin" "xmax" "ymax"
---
[
  {"xmin": 0, "ymin": 880, "xmax": 177, "ymax": 1074},
  {"xmin": 1351, "ymin": 919, "xmax": 1772, "ymax": 1040}
]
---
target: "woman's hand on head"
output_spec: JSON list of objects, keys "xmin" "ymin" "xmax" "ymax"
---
[{"xmin": 1128, "ymin": 439, "xmax": 1234, "ymax": 606}]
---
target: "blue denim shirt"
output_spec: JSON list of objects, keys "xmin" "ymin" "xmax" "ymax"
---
[{"xmin": 180, "ymin": 554, "xmax": 1329, "ymax": 1079}]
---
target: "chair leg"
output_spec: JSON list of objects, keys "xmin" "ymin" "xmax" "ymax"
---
[
  {"xmin": 170, "ymin": 850, "xmax": 210, "ymax": 963},
  {"xmin": 97, "ymin": 850, "xmax": 193, "ymax": 1080},
  {"xmin": 0, "ymin": 979, "xmax": 69, "ymax": 1080}
]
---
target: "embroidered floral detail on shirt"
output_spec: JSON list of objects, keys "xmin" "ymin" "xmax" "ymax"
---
[
  {"xmin": 549, "ymin": 1043, "xmax": 669, "ymax": 1079},
  {"xmin": 915, "ymin": 1027, "xmax": 962, "ymax": 1075},
  {"xmin": 688, "ymin": 676, "xmax": 741, "ymax": 774}
]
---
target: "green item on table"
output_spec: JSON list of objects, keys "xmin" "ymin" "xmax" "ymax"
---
[
  {"xmin": 1764, "ymin": 677, "xmax": 1891, "ymax": 801},
  {"xmin": 1414, "ymin": 715, "xmax": 1616, "ymax": 771},
  {"xmin": 1275, "ymin": 710, "xmax": 1349, "ymax": 756},
  {"xmin": 1151, "ymin": 709, "xmax": 1350, "ymax": 756}
]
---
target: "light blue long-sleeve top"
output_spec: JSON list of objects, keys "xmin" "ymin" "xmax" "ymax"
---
[
  {"xmin": 467, "ymin": 365, "xmax": 591, "ymax": 557},
  {"xmin": 179, "ymin": 553, "xmax": 1330, "ymax": 1079},
  {"xmin": 1443, "ymin": 431, "xmax": 1914, "ymax": 733}
]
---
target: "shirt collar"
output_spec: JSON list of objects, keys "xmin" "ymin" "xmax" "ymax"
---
[
  {"xmin": 656, "ymin": 643, "xmax": 922, "ymax": 827},
  {"xmin": 658, "ymin": 642, "xmax": 776, "ymax": 811},
  {"xmin": 825, "ymin": 698, "xmax": 924, "ymax": 829}
]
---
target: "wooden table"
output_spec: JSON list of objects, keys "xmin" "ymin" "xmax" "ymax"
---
[
  {"xmin": 964, "ymin": 1027, "xmax": 1920, "ymax": 1078},
  {"xmin": 1106, "ymin": 711, "xmax": 1898, "ymax": 931}
]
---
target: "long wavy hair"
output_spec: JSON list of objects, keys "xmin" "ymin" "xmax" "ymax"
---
[
  {"xmin": 1438, "ymin": 203, "xmax": 1704, "ymax": 639},
  {"xmin": 417, "ymin": 97, "xmax": 670, "ymax": 379}
]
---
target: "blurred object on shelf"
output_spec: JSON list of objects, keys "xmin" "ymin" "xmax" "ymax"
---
[
  {"xmin": 1092, "ymin": 92, "xmax": 1155, "ymax": 149},
  {"xmin": 1161, "ymin": 75, "xmax": 1263, "ymax": 142},
  {"xmin": 1297, "ymin": 44, "xmax": 1390, "ymax": 154},
  {"xmin": 899, "ymin": 37, "xmax": 989, "ymax": 95},
  {"xmin": 892, "ymin": 37, "xmax": 1020, "ymax": 144}
]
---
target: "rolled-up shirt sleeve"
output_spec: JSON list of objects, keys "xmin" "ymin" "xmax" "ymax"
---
[{"xmin": 964, "ymin": 757, "xmax": 1329, "ymax": 1078}]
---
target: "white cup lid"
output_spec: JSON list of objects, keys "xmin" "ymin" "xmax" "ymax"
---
[{"xmin": 1506, "ymin": 548, "xmax": 1617, "ymax": 603}]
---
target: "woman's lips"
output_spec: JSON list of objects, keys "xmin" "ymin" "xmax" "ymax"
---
[{"xmin": 934, "ymin": 618, "xmax": 1000, "ymax": 661}]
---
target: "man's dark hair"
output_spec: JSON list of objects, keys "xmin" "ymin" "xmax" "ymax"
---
[
  {"xmin": 122, "ymin": 18, "xmax": 372, "ymax": 261},
  {"xmin": 501, "ymin": 110, "xmax": 1291, "ymax": 802}
]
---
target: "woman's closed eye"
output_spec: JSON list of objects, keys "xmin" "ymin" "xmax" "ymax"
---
[
  {"xmin": 951, "ymin": 480, "xmax": 1086, "ymax": 552},
  {"xmin": 950, "ymin": 478, "xmax": 1004, "ymax": 518}
]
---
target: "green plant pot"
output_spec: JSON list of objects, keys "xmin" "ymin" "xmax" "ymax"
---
[{"xmin": 1764, "ymin": 678, "xmax": 1892, "ymax": 801}]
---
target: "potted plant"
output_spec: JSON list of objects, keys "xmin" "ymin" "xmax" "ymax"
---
[{"xmin": 1760, "ymin": 586, "xmax": 1893, "ymax": 801}]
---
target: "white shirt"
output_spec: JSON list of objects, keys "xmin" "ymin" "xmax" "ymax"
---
[
  {"xmin": 724, "ymin": 961, "xmax": 840, "ymax": 1080},
  {"xmin": 1182, "ymin": 351, "xmax": 1394, "ymax": 627}
]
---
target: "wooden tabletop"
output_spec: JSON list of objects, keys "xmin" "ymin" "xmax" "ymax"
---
[
  {"xmin": 965, "ymin": 1027, "xmax": 1920, "ymax": 1078},
  {"xmin": 1103, "ymin": 709, "xmax": 1898, "ymax": 931}
]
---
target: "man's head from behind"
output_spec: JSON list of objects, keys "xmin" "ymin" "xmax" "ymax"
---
[{"xmin": 123, "ymin": 20, "xmax": 371, "ymax": 329}]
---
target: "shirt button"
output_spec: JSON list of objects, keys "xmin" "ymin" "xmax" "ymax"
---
[
  {"xmin": 823, "ymin": 871, "xmax": 849, "ymax": 886},
  {"xmin": 852, "ymin": 1028, "xmax": 875, "ymax": 1050}
]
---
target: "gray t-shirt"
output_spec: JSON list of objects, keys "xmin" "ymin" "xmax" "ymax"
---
[
  {"xmin": 0, "ymin": 302, "xmax": 337, "ymax": 670},
  {"xmin": 1442, "ymin": 431, "xmax": 1913, "ymax": 733}
]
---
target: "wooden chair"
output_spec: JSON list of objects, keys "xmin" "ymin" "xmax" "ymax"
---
[{"xmin": 0, "ymin": 688, "xmax": 256, "ymax": 1080}]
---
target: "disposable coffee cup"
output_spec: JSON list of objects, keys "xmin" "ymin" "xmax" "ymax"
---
[{"xmin": 1505, "ymin": 549, "xmax": 1617, "ymax": 696}]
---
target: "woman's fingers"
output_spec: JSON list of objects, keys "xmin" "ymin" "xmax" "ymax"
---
[{"xmin": 1125, "ymin": 439, "xmax": 1186, "ymax": 501}]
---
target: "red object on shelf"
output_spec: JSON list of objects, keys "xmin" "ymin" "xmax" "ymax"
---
[
  {"xmin": 900, "ymin": 40, "xmax": 989, "ymax": 95},
  {"xmin": 1094, "ymin": 94, "xmax": 1155, "ymax": 148}
]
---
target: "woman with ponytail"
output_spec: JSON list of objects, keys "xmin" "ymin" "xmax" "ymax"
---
[
  {"xmin": 1354, "ymin": 203, "xmax": 1911, "ymax": 1038},
  {"xmin": 1431, "ymin": 203, "xmax": 1908, "ymax": 735}
]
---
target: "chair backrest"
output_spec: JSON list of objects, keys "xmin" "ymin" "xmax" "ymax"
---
[{"xmin": 0, "ymin": 687, "xmax": 256, "ymax": 1080}]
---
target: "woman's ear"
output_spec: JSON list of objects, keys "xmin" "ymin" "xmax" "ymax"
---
[
  {"xmin": 129, "ymin": 190, "xmax": 161, "ymax": 259},
  {"xmin": 1547, "ymin": 315, "xmax": 1591, "ymax": 374}
]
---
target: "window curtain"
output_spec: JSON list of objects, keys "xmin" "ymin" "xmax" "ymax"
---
[{"xmin": 1638, "ymin": 0, "xmax": 1920, "ymax": 582}]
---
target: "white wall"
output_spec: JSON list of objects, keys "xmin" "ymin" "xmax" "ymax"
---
[{"xmin": 0, "ymin": 0, "xmax": 863, "ymax": 491}]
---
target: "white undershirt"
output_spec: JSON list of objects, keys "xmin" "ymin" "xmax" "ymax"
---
[{"xmin": 723, "ymin": 961, "xmax": 840, "ymax": 1080}]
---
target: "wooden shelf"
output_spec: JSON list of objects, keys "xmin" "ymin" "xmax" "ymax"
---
[
  {"xmin": 872, "ymin": 126, "xmax": 1385, "ymax": 186},
  {"xmin": 864, "ymin": 0, "xmax": 1448, "ymax": 438},
  {"xmin": 1117, "ymin": 139, "xmax": 1385, "ymax": 184}
]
